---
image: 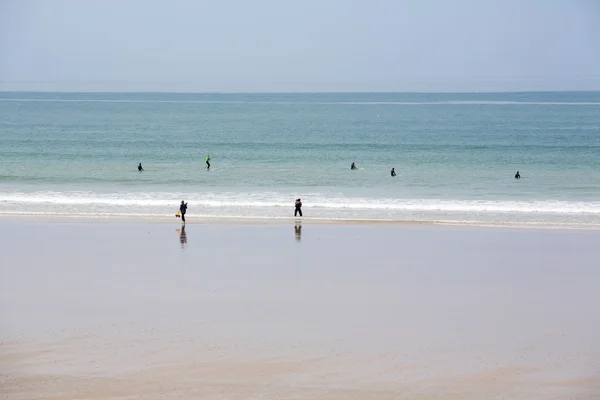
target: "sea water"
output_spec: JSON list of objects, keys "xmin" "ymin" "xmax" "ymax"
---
[{"xmin": 1, "ymin": 91, "xmax": 599, "ymax": 227}]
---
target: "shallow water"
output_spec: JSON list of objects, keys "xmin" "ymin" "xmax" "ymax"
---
[{"xmin": 1, "ymin": 91, "xmax": 599, "ymax": 227}]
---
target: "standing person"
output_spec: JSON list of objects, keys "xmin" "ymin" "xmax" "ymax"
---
[
  {"xmin": 206, "ymin": 155, "xmax": 211, "ymax": 170},
  {"xmin": 138, "ymin": 163, "xmax": 144, "ymax": 171},
  {"xmin": 294, "ymin": 198, "xmax": 302, "ymax": 217},
  {"xmin": 179, "ymin": 200, "xmax": 188, "ymax": 224},
  {"xmin": 515, "ymin": 171, "xmax": 521, "ymax": 179},
  {"xmin": 391, "ymin": 167, "xmax": 396, "ymax": 177}
]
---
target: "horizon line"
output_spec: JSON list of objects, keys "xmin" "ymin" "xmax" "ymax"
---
[{"xmin": 2, "ymin": 89, "xmax": 600, "ymax": 95}]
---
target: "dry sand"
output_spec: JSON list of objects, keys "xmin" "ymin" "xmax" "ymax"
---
[{"xmin": 1, "ymin": 221, "xmax": 599, "ymax": 399}]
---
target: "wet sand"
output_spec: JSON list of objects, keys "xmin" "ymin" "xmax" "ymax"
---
[{"xmin": 1, "ymin": 220, "xmax": 599, "ymax": 399}]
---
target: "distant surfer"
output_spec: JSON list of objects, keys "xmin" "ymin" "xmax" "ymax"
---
[
  {"xmin": 138, "ymin": 163, "xmax": 144, "ymax": 172},
  {"xmin": 294, "ymin": 198, "xmax": 303, "ymax": 217},
  {"xmin": 515, "ymin": 171, "xmax": 521, "ymax": 179},
  {"xmin": 179, "ymin": 200, "xmax": 188, "ymax": 224},
  {"xmin": 351, "ymin": 162, "xmax": 357, "ymax": 170},
  {"xmin": 206, "ymin": 155, "xmax": 211, "ymax": 170},
  {"xmin": 391, "ymin": 167, "xmax": 396, "ymax": 177}
]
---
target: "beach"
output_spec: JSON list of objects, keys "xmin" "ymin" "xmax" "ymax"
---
[
  {"xmin": 3, "ymin": 0, "xmax": 600, "ymax": 397},
  {"xmin": 1, "ymin": 219, "xmax": 599, "ymax": 399}
]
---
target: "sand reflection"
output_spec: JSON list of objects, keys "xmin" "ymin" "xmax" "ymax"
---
[
  {"xmin": 294, "ymin": 223, "xmax": 302, "ymax": 242},
  {"xmin": 176, "ymin": 225, "xmax": 187, "ymax": 249}
]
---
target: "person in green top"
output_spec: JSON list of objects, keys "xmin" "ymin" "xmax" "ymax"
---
[{"xmin": 206, "ymin": 155, "xmax": 211, "ymax": 170}]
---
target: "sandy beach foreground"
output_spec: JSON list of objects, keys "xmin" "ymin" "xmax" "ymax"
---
[{"xmin": 1, "ymin": 220, "xmax": 599, "ymax": 399}]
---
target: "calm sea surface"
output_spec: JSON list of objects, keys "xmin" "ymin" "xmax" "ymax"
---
[{"xmin": 1, "ymin": 91, "xmax": 599, "ymax": 227}]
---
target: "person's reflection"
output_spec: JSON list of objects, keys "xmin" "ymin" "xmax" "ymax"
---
[
  {"xmin": 294, "ymin": 223, "xmax": 302, "ymax": 242},
  {"xmin": 176, "ymin": 225, "xmax": 187, "ymax": 249}
]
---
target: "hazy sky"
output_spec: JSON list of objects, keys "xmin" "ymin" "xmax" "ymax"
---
[{"xmin": 1, "ymin": 0, "xmax": 599, "ymax": 92}]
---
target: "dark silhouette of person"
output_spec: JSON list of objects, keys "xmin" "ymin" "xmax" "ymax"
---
[
  {"xmin": 138, "ymin": 163, "xmax": 144, "ymax": 171},
  {"xmin": 515, "ymin": 171, "xmax": 521, "ymax": 179},
  {"xmin": 351, "ymin": 161, "xmax": 357, "ymax": 170},
  {"xmin": 179, "ymin": 200, "xmax": 188, "ymax": 224},
  {"xmin": 295, "ymin": 198, "xmax": 302, "ymax": 217},
  {"xmin": 294, "ymin": 223, "xmax": 302, "ymax": 242},
  {"xmin": 391, "ymin": 168, "xmax": 396, "ymax": 177}
]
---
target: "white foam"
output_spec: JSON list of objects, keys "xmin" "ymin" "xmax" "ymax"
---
[{"xmin": 1, "ymin": 191, "xmax": 599, "ymax": 215}]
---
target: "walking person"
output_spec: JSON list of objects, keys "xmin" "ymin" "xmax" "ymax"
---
[
  {"xmin": 294, "ymin": 198, "xmax": 302, "ymax": 217},
  {"xmin": 206, "ymin": 155, "xmax": 211, "ymax": 170},
  {"xmin": 179, "ymin": 200, "xmax": 188, "ymax": 224}
]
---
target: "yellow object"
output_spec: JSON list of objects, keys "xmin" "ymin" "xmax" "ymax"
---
[{"xmin": 175, "ymin": 211, "xmax": 181, "ymax": 218}]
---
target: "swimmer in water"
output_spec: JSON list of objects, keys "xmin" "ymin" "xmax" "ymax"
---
[
  {"xmin": 351, "ymin": 161, "xmax": 357, "ymax": 170},
  {"xmin": 391, "ymin": 167, "xmax": 396, "ymax": 177},
  {"xmin": 138, "ymin": 163, "xmax": 144, "ymax": 171},
  {"xmin": 515, "ymin": 171, "xmax": 521, "ymax": 179}
]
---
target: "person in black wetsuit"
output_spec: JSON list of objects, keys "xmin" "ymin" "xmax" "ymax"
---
[
  {"xmin": 391, "ymin": 167, "xmax": 396, "ymax": 177},
  {"xmin": 294, "ymin": 198, "xmax": 302, "ymax": 217},
  {"xmin": 515, "ymin": 171, "xmax": 521, "ymax": 179},
  {"xmin": 351, "ymin": 162, "xmax": 357, "ymax": 170},
  {"xmin": 179, "ymin": 200, "xmax": 188, "ymax": 224},
  {"xmin": 138, "ymin": 163, "xmax": 144, "ymax": 171}
]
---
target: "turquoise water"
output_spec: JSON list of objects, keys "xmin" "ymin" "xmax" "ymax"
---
[{"xmin": 1, "ymin": 91, "xmax": 599, "ymax": 227}]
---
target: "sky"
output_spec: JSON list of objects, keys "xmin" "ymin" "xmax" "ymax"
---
[{"xmin": 1, "ymin": 0, "xmax": 599, "ymax": 92}]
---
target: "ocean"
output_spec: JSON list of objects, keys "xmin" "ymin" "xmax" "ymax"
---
[{"xmin": 1, "ymin": 91, "xmax": 599, "ymax": 228}]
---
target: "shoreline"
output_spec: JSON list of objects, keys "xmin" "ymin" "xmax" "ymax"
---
[
  {"xmin": 1, "ymin": 213, "xmax": 600, "ymax": 231},
  {"xmin": 2, "ymin": 213, "xmax": 600, "ymax": 231}
]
